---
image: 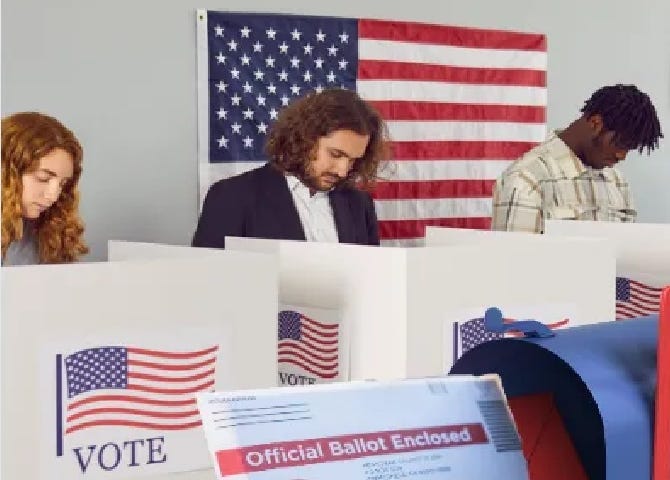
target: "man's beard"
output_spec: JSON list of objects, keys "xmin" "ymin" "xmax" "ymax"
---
[
  {"xmin": 300, "ymin": 173, "xmax": 342, "ymax": 191},
  {"xmin": 301, "ymin": 164, "xmax": 345, "ymax": 191}
]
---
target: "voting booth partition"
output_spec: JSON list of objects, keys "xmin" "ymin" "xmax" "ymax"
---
[
  {"xmin": 109, "ymin": 241, "xmax": 350, "ymax": 387},
  {"xmin": 1, "ymin": 252, "xmax": 279, "ymax": 480},
  {"xmin": 224, "ymin": 236, "xmax": 616, "ymax": 379},
  {"xmin": 544, "ymin": 220, "xmax": 670, "ymax": 279},
  {"xmin": 425, "ymin": 225, "xmax": 548, "ymax": 247},
  {"xmin": 111, "ymin": 237, "xmax": 615, "ymax": 384},
  {"xmin": 544, "ymin": 220, "xmax": 670, "ymax": 319}
]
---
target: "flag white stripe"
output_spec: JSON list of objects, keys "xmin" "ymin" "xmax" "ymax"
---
[
  {"xmin": 301, "ymin": 321, "xmax": 339, "ymax": 335},
  {"xmin": 279, "ymin": 339, "xmax": 337, "ymax": 356},
  {"xmin": 621, "ymin": 298, "xmax": 660, "ymax": 310},
  {"xmin": 67, "ymin": 412, "xmax": 201, "ymax": 430},
  {"xmin": 630, "ymin": 287, "xmax": 663, "ymax": 300},
  {"xmin": 278, "ymin": 343, "xmax": 338, "ymax": 361},
  {"xmin": 616, "ymin": 304, "xmax": 656, "ymax": 318},
  {"xmin": 359, "ymin": 38, "xmax": 548, "ymax": 70},
  {"xmin": 386, "ymin": 120, "xmax": 545, "ymax": 143},
  {"xmin": 68, "ymin": 400, "xmax": 197, "ymax": 414},
  {"xmin": 278, "ymin": 355, "xmax": 338, "ymax": 373},
  {"xmin": 380, "ymin": 160, "xmax": 512, "ymax": 181},
  {"xmin": 127, "ymin": 375, "xmax": 215, "ymax": 391},
  {"xmin": 375, "ymin": 197, "xmax": 493, "ymax": 221},
  {"xmin": 66, "ymin": 387, "xmax": 206, "ymax": 405},
  {"xmin": 357, "ymin": 80, "xmax": 547, "ymax": 106},
  {"xmin": 128, "ymin": 363, "xmax": 215, "ymax": 377},
  {"xmin": 128, "ymin": 353, "xmax": 217, "ymax": 369},
  {"xmin": 617, "ymin": 301, "xmax": 658, "ymax": 312}
]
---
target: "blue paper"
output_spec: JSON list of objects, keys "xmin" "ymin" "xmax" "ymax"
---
[{"xmin": 450, "ymin": 316, "xmax": 658, "ymax": 480}]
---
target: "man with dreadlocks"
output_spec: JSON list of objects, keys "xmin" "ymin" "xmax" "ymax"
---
[{"xmin": 491, "ymin": 84, "xmax": 662, "ymax": 233}]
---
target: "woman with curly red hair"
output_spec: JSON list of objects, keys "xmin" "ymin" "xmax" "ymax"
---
[
  {"xmin": 193, "ymin": 88, "xmax": 390, "ymax": 248},
  {"xmin": 2, "ymin": 112, "xmax": 88, "ymax": 265}
]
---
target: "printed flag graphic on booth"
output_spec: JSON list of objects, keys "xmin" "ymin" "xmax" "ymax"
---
[
  {"xmin": 278, "ymin": 310, "xmax": 339, "ymax": 382},
  {"xmin": 53, "ymin": 345, "xmax": 218, "ymax": 478},
  {"xmin": 454, "ymin": 314, "xmax": 569, "ymax": 363},
  {"xmin": 615, "ymin": 277, "xmax": 664, "ymax": 320},
  {"xmin": 196, "ymin": 10, "xmax": 547, "ymax": 244}
]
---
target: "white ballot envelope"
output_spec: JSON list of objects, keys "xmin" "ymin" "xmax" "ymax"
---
[{"xmin": 197, "ymin": 376, "xmax": 528, "ymax": 479}]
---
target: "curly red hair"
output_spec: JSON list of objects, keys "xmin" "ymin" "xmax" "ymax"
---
[
  {"xmin": 265, "ymin": 88, "xmax": 391, "ymax": 190},
  {"xmin": 2, "ymin": 112, "xmax": 88, "ymax": 263}
]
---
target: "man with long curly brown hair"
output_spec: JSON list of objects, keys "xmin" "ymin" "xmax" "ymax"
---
[
  {"xmin": 193, "ymin": 88, "xmax": 390, "ymax": 248},
  {"xmin": 1, "ymin": 112, "xmax": 88, "ymax": 265}
]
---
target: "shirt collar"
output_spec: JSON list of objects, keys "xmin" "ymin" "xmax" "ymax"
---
[
  {"xmin": 285, "ymin": 175, "xmax": 329, "ymax": 199},
  {"xmin": 546, "ymin": 130, "xmax": 593, "ymax": 179}
]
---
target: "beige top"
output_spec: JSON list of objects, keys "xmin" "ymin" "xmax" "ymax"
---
[{"xmin": 491, "ymin": 133, "xmax": 635, "ymax": 233}]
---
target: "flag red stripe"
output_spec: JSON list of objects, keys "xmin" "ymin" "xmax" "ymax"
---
[
  {"xmin": 67, "ymin": 407, "xmax": 199, "ymax": 423},
  {"xmin": 359, "ymin": 60, "xmax": 546, "ymax": 87},
  {"xmin": 629, "ymin": 280, "xmax": 665, "ymax": 293},
  {"xmin": 278, "ymin": 343, "xmax": 338, "ymax": 363},
  {"xmin": 128, "ymin": 357, "xmax": 215, "ymax": 371},
  {"xmin": 620, "ymin": 298, "xmax": 660, "ymax": 311},
  {"xmin": 127, "ymin": 379, "xmax": 215, "ymax": 395},
  {"xmin": 65, "ymin": 419, "xmax": 202, "ymax": 435},
  {"xmin": 616, "ymin": 305, "xmax": 650, "ymax": 319},
  {"xmin": 278, "ymin": 359, "xmax": 338, "ymax": 379},
  {"xmin": 279, "ymin": 339, "xmax": 337, "ymax": 355},
  {"xmin": 277, "ymin": 345, "xmax": 337, "ymax": 368},
  {"xmin": 129, "ymin": 368, "xmax": 215, "ymax": 383},
  {"xmin": 372, "ymin": 180, "xmax": 495, "ymax": 200},
  {"xmin": 369, "ymin": 100, "xmax": 546, "ymax": 123},
  {"xmin": 68, "ymin": 395, "xmax": 197, "ymax": 410},
  {"xmin": 301, "ymin": 330, "xmax": 338, "ymax": 346},
  {"xmin": 300, "ymin": 315, "xmax": 338, "ymax": 330},
  {"xmin": 379, "ymin": 217, "xmax": 491, "ymax": 240},
  {"xmin": 127, "ymin": 345, "xmax": 218, "ymax": 359},
  {"xmin": 628, "ymin": 292, "xmax": 662, "ymax": 304},
  {"xmin": 359, "ymin": 18, "xmax": 547, "ymax": 51},
  {"xmin": 301, "ymin": 322, "xmax": 338, "ymax": 338},
  {"xmin": 616, "ymin": 302, "xmax": 657, "ymax": 315},
  {"xmin": 391, "ymin": 141, "xmax": 537, "ymax": 160}
]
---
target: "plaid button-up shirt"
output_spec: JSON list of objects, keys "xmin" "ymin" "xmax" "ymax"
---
[{"xmin": 491, "ymin": 133, "xmax": 636, "ymax": 233}]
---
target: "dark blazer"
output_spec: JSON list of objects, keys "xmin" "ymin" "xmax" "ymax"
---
[{"xmin": 192, "ymin": 163, "xmax": 379, "ymax": 248}]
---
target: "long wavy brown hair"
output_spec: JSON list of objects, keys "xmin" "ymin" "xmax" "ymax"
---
[
  {"xmin": 265, "ymin": 88, "xmax": 391, "ymax": 190},
  {"xmin": 2, "ymin": 112, "xmax": 88, "ymax": 263}
]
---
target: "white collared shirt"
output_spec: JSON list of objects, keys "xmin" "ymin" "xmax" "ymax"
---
[{"xmin": 285, "ymin": 176, "xmax": 339, "ymax": 243}]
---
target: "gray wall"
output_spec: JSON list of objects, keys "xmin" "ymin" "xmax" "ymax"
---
[{"xmin": 3, "ymin": 0, "xmax": 669, "ymax": 260}]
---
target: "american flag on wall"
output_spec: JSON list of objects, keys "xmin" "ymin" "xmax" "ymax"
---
[
  {"xmin": 278, "ymin": 310, "xmax": 339, "ymax": 379},
  {"xmin": 56, "ymin": 345, "xmax": 217, "ymax": 456},
  {"xmin": 196, "ymin": 11, "xmax": 547, "ymax": 244},
  {"xmin": 616, "ymin": 277, "xmax": 664, "ymax": 320}
]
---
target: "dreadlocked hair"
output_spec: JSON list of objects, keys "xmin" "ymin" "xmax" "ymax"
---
[{"xmin": 580, "ymin": 84, "xmax": 663, "ymax": 154}]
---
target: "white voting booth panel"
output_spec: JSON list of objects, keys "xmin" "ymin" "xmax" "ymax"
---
[
  {"xmin": 544, "ymin": 220, "xmax": 670, "ymax": 282},
  {"xmin": 224, "ymin": 236, "xmax": 615, "ymax": 380},
  {"xmin": 110, "ymin": 240, "xmax": 393, "ymax": 387},
  {"xmin": 1, "ymin": 253, "xmax": 278, "ymax": 480},
  {"xmin": 426, "ymin": 225, "xmax": 567, "ymax": 246},
  {"xmin": 545, "ymin": 221, "xmax": 670, "ymax": 319}
]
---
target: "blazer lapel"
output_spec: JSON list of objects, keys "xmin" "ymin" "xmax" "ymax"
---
[
  {"xmin": 258, "ymin": 164, "xmax": 306, "ymax": 241},
  {"xmin": 330, "ymin": 189, "xmax": 355, "ymax": 244}
]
